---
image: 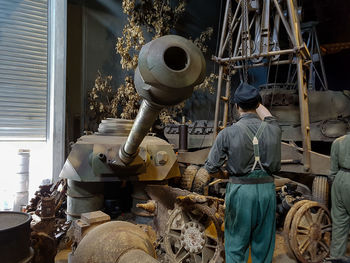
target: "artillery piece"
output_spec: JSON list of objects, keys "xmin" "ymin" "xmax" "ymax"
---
[{"xmin": 59, "ymin": 35, "xmax": 206, "ymax": 220}]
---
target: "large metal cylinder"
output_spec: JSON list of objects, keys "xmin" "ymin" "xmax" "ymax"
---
[
  {"xmin": 66, "ymin": 179, "xmax": 104, "ymax": 221},
  {"xmin": 178, "ymin": 124, "xmax": 188, "ymax": 152},
  {"xmin": 13, "ymin": 149, "xmax": 30, "ymax": 212},
  {"xmin": 0, "ymin": 211, "xmax": 33, "ymax": 263},
  {"xmin": 119, "ymin": 35, "xmax": 206, "ymax": 164},
  {"xmin": 71, "ymin": 221, "xmax": 157, "ymax": 263}
]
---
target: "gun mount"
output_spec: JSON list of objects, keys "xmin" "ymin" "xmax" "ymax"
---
[
  {"xmin": 59, "ymin": 35, "xmax": 205, "ymax": 220},
  {"xmin": 119, "ymin": 35, "xmax": 206, "ymax": 165}
]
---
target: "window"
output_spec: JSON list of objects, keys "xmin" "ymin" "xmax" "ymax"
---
[
  {"xmin": 0, "ymin": 0, "xmax": 49, "ymax": 140},
  {"xmin": 0, "ymin": 0, "xmax": 66, "ymax": 201}
]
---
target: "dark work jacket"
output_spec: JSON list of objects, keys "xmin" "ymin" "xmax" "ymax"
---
[{"xmin": 204, "ymin": 113, "xmax": 281, "ymax": 176}]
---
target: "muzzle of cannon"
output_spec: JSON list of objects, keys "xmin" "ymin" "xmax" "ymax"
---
[{"xmin": 119, "ymin": 35, "xmax": 206, "ymax": 165}]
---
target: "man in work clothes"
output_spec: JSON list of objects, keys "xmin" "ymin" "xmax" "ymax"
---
[
  {"xmin": 329, "ymin": 134, "xmax": 350, "ymax": 260},
  {"xmin": 204, "ymin": 83, "xmax": 281, "ymax": 263}
]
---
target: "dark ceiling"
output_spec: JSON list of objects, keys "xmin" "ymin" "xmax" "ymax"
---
[
  {"xmin": 68, "ymin": 0, "xmax": 350, "ymax": 89},
  {"xmin": 303, "ymin": 0, "xmax": 350, "ymax": 45}
]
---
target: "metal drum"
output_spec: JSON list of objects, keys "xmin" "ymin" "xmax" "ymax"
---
[
  {"xmin": 13, "ymin": 150, "xmax": 30, "ymax": 212},
  {"xmin": 66, "ymin": 180, "xmax": 104, "ymax": 221},
  {"xmin": 0, "ymin": 211, "xmax": 32, "ymax": 263}
]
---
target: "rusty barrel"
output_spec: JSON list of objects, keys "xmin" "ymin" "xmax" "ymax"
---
[
  {"xmin": 66, "ymin": 179, "xmax": 104, "ymax": 221},
  {"xmin": 0, "ymin": 211, "xmax": 32, "ymax": 263}
]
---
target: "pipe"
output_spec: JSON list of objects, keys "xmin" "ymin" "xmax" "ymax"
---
[
  {"xmin": 121, "ymin": 100, "xmax": 163, "ymax": 163},
  {"xmin": 213, "ymin": 48, "xmax": 295, "ymax": 63},
  {"xmin": 119, "ymin": 35, "xmax": 206, "ymax": 165},
  {"xmin": 178, "ymin": 124, "xmax": 188, "ymax": 152}
]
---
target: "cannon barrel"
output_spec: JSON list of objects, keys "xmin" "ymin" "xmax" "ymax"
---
[{"xmin": 119, "ymin": 35, "xmax": 206, "ymax": 164}]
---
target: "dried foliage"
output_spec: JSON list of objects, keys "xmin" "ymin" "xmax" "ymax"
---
[
  {"xmin": 89, "ymin": 0, "xmax": 215, "ymax": 128},
  {"xmin": 159, "ymin": 102, "xmax": 186, "ymax": 124},
  {"xmin": 116, "ymin": 0, "xmax": 186, "ymax": 71},
  {"xmin": 195, "ymin": 73, "xmax": 217, "ymax": 94},
  {"xmin": 116, "ymin": 21, "xmax": 145, "ymax": 71},
  {"xmin": 114, "ymin": 76, "xmax": 141, "ymax": 119},
  {"xmin": 128, "ymin": 0, "xmax": 186, "ymax": 39},
  {"xmin": 88, "ymin": 73, "xmax": 141, "ymax": 126},
  {"xmin": 193, "ymin": 27, "xmax": 213, "ymax": 54},
  {"xmin": 88, "ymin": 71, "xmax": 116, "ymax": 125}
]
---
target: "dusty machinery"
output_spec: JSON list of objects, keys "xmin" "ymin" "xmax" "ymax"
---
[
  {"xmin": 158, "ymin": 1, "xmax": 345, "ymax": 262},
  {"xmin": 208, "ymin": 0, "xmax": 338, "ymax": 262},
  {"xmin": 60, "ymin": 35, "xmax": 225, "ymax": 263},
  {"xmin": 60, "ymin": 3, "xmax": 338, "ymax": 261},
  {"xmin": 59, "ymin": 34, "xmax": 205, "ymax": 221}
]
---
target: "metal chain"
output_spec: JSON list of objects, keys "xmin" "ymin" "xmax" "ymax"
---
[{"xmin": 241, "ymin": 0, "xmax": 249, "ymax": 83}]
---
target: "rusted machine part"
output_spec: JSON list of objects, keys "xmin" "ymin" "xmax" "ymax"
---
[
  {"xmin": 192, "ymin": 167, "xmax": 211, "ymax": 194},
  {"xmin": 137, "ymin": 200, "xmax": 157, "ymax": 214},
  {"xmin": 72, "ymin": 211, "xmax": 111, "ymax": 244},
  {"xmin": 118, "ymin": 249, "xmax": 160, "ymax": 263},
  {"xmin": 312, "ymin": 176, "xmax": 329, "ymax": 206},
  {"xmin": 180, "ymin": 165, "xmax": 199, "ymax": 191},
  {"xmin": 163, "ymin": 204, "xmax": 224, "ymax": 263},
  {"xmin": 163, "ymin": 194, "xmax": 225, "ymax": 263},
  {"xmin": 119, "ymin": 35, "xmax": 206, "ymax": 165},
  {"xmin": 132, "ymin": 182, "xmax": 155, "ymax": 223},
  {"xmin": 31, "ymin": 196, "xmax": 57, "ymax": 235},
  {"xmin": 0, "ymin": 211, "xmax": 32, "ymax": 263},
  {"xmin": 71, "ymin": 221, "xmax": 157, "ymax": 263},
  {"xmin": 145, "ymin": 185, "xmax": 192, "ymax": 237},
  {"xmin": 40, "ymin": 196, "xmax": 56, "ymax": 219},
  {"xmin": 284, "ymin": 200, "xmax": 332, "ymax": 263},
  {"xmin": 284, "ymin": 200, "xmax": 315, "ymax": 258},
  {"xmin": 178, "ymin": 124, "xmax": 188, "ymax": 152},
  {"xmin": 31, "ymin": 232, "xmax": 56, "ymax": 263},
  {"xmin": 66, "ymin": 179, "xmax": 104, "ymax": 221}
]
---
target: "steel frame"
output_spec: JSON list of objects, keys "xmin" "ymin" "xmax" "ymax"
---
[{"xmin": 213, "ymin": 0, "xmax": 313, "ymax": 172}]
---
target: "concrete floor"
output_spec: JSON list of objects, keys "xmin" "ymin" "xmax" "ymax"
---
[
  {"xmin": 56, "ymin": 232, "xmax": 350, "ymax": 262},
  {"xmin": 56, "ymin": 232, "xmax": 298, "ymax": 263},
  {"xmin": 273, "ymin": 232, "xmax": 297, "ymax": 263}
]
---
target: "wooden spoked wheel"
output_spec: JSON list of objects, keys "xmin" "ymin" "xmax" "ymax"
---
[
  {"xmin": 289, "ymin": 201, "xmax": 332, "ymax": 263},
  {"xmin": 283, "ymin": 200, "xmax": 313, "ymax": 258}
]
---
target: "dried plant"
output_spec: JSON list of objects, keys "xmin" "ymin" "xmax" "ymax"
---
[
  {"xmin": 195, "ymin": 73, "xmax": 217, "ymax": 94},
  {"xmin": 193, "ymin": 27, "xmax": 213, "ymax": 54},
  {"xmin": 116, "ymin": 21, "xmax": 145, "ymax": 71},
  {"xmin": 88, "ymin": 71, "xmax": 116, "ymax": 125},
  {"xmin": 113, "ymin": 76, "xmax": 141, "ymax": 119},
  {"xmin": 116, "ymin": 0, "xmax": 186, "ymax": 71},
  {"xmin": 159, "ymin": 102, "xmax": 186, "ymax": 125},
  {"xmin": 132, "ymin": 0, "xmax": 186, "ymax": 38},
  {"xmin": 89, "ymin": 0, "xmax": 215, "ymax": 128}
]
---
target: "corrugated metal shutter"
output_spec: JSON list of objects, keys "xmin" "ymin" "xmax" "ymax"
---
[{"xmin": 0, "ymin": 0, "xmax": 48, "ymax": 140}]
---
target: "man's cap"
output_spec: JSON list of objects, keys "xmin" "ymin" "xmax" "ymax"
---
[{"xmin": 233, "ymin": 83, "xmax": 261, "ymax": 108}]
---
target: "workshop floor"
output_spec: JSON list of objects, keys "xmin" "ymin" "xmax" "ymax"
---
[
  {"xmin": 55, "ymin": 231, "xmax": 350, "ymax": 262},
  {"xmin": 273, "ymin": 232, "xmax": 297, "ymax": 263}
]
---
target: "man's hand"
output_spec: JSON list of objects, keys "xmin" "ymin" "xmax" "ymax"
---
[{"xmin": 256, "ymin": 103, "xmax": 273, "ymax": 120}]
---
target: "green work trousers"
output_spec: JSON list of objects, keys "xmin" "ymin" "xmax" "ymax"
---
[
  {"xmin": 330, "ymin": 171, "xmax": 350, "ymax": 257},
  {"xmin": 225, "ymin": 170, "xmax": 276, "ymax": 263}
]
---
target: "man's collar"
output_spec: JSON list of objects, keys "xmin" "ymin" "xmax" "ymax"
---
[{"xmin": 238, "ymin": 112, "xmax": 259, "ymax": 121}]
